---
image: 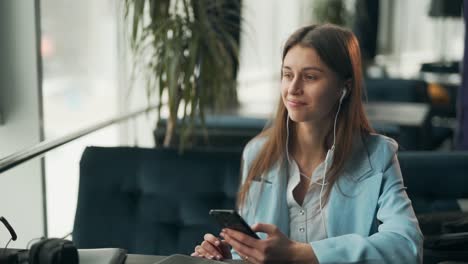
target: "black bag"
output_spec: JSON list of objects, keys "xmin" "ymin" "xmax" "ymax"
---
[
  {"xmin": 28, "ymin": 238, "xmax": 78, "ymax": 264},
  {"xmin": 0, "ymin": 239, "xmax": 78, "ymax": 264},
  {"xmin": 419, "ymin": 212, "xmax": 468, "ymax": 264}
]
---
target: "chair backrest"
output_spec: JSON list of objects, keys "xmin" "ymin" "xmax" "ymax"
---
[
  {"xmin": 365, "ymin": 78, "xmax": 429, "ymax": 103},
  {"xmin": 73, "ymin": 146, "xmax": 242, "ymax": 255},
  {"xmin": 398, "ymin": 151, "xmax": 468, "ymax": 214}
]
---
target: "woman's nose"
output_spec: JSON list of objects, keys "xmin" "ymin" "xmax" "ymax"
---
[{"xmin": 288, "ymin": 78, "xmax": 302, "ymax": 95}]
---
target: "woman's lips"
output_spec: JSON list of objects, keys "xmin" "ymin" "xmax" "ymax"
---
[{"xmin": 287, "ymin": 99, "xmax": 306, "ymax": 107}]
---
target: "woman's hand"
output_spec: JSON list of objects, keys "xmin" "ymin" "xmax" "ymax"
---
[
  {"xmin": 221, "ymin": 223, "xmax": 318, "ymax": 264},
  {"xmin": 191, "ymin": 233, "xmax": 232, "ymax": 260}
]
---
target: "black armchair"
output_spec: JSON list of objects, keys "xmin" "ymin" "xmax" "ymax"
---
[{"xmin": 73, "ymin": 146, "xmax": 242, "ymax": 255}]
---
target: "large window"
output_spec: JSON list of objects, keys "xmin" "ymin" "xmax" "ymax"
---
[{"xmin": 40, "ymin": 0, "xmax": 120, "ymax": 237}]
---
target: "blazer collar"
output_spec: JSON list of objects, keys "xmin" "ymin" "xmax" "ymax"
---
[{"xmin": 343, "ymin": 134, "xmax": 373, "ymax": 181}]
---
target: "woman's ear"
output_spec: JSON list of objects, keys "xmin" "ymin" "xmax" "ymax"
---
[{"xmin": 343, "ymin": 79, "xmax": 352, "ymax": 91}]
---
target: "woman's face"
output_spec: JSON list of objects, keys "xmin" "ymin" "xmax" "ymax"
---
[{"xmin": 281, "ymin": 45, "xmax": 343, "ymax": 123}]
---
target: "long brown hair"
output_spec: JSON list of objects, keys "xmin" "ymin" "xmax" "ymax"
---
[{"xmin": 237, "ymin": 24, "xmax": 374, "ymax": 209}]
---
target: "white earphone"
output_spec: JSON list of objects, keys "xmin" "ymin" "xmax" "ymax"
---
[
  {"xmin": 340, "ymin": 88, "xmax": 347, "ymax": 102},
  {"xmin": 286, "ymin": 87, "xmax": 347, "ymax": 236}
]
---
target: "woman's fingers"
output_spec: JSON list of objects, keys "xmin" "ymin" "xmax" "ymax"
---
[
  {"xmin": 193, "ymin": 233, "xmax": 232, "ymax": 260},
  {"xmin": 222, "ymin": 228, "xmax": 258, "ymax": 248},
  {"xmin": 251, "ymin": 223, "xmax": 277, "ymax": 235},
  {"xmin": 204, "ymin": 233, "xmax": 225, "ymax": 253},
  {"xmin": 201, "ymin": 240, "xmax": 223, "ymax": 260},
  {"xmin": 202, "ymin": 233, "xmax": 230, "ymax": 259},
  {"xmin": 221, "ymin": 231, "xmax": 259, "ymax": 262},
  {"xmin": 194, "ymin": 245, "xmax": 207, "ymax": 257},
  {"xmin": 220, "ymin": 240, "xmax": 233, "ymax": 258},
  {"xmin": 204, "ymin": 233, "xmax": 222, "ymax": 246},
  {"xmin": 195, "ymin": 245, "xmax": 217, "ymax": 259}
]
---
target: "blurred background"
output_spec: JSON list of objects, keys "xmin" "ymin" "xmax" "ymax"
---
[{"xmin": 0, "ymin": 0, "xmax": 467, "ymax": 262}]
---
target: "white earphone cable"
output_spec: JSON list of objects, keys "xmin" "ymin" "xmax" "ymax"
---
[{"xmin": 286, "ymin": 89, "xmax": 345, "ymax": 235}]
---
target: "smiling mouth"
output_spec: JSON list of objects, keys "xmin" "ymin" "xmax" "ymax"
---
[{"xmin": 287, "ymin": 99, "xmax": 306, "ymax": 107}]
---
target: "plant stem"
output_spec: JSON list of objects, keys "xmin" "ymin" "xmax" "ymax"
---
[{"xmin": 164, "ymin": 117, "xmax": 176, "ymax": 147}]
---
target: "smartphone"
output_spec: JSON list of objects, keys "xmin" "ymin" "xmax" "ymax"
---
[{"xmin": 209, "ymin": 209, "xmax": 260, "ymax": 239}]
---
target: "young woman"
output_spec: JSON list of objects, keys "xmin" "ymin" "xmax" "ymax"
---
[{"xmin": 192, "ymin": 24, "xmax": 423, "ymax": 264}]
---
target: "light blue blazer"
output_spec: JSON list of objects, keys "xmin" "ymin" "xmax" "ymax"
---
[{"xmin": 235, "ymin": 134, "xmax": 423, "ymax": 263}]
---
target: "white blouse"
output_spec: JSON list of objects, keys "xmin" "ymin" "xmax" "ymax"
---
[{"xmin": 287, "ymin": 158, "xmax": 328, "ymax": 243}]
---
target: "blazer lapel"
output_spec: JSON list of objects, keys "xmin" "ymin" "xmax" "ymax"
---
[
  {"xmin": 327, "ymin": 171, "xmax": 383, "ymax": 237},
  {"xmin": 248, "ymin": 160, "xmax": 290, "ymax": 239},
  {"xmin": 327, "ymin": 136, "xmax": 383, "ymax": 237}
]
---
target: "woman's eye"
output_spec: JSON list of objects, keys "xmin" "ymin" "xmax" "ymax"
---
[
  {"xmin": 283, "ymin": 73, "xmax": 293, "ymax": 79},
  {"xmin": 304, "ymin": 75, "xmax": 316, "ymax": 80}
]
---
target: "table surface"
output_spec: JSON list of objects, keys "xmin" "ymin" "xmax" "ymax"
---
[
  {"xmin": 126, "ymin": 254, "xmax": 245, "ymax": 264},
  {"xmin": 365, "ymin": 102, "xmax": 429, "ymax": 127},
  {"xmin": 124, "ymin": 253, "xmax": 468, "ymax": 264}
]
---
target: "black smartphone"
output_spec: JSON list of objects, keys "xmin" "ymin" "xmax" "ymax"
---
[{"xmin": 209, "ymin": 209, "xmax": 260, "ymax": 239}]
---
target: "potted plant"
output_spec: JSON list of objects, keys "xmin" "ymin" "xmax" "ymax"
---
[
  {"xmin": 312, "ymin": 0, "xmax": 353, "ymax": 27},
  {"xmin": 124, "ymin": 0, "xmax": 242, "ymax": 148}
]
